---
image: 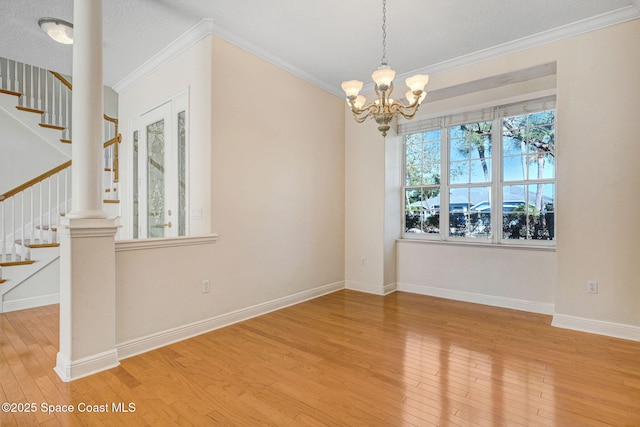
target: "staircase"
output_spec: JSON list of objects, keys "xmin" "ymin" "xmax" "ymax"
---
[{"xmin": 0, "ymin": 57, "xmax": 120, "ymax": 312}]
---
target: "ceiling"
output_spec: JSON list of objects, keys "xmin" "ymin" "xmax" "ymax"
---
[{"xmin": 1, "ymin": 1, "xmax": 638, "ymax": 95}]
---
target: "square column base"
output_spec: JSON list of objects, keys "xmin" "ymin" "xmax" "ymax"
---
[{"xmin": 55, "ymin": 217, "xmax": 120, "ymax": 382}]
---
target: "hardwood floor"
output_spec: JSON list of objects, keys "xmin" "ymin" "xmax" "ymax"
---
[{"xmin": 1, "ymin": 290, "xmax": 639, "ymax": 426}]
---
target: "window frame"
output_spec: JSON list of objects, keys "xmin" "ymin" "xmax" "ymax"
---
[{"xmin": 401, "ymin": 95, "xmax": 556, "ymax": 248}]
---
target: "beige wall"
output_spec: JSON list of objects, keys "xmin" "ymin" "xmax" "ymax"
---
[
  {"xmin": 555, "ymin": 19, "xmax": 640, "ymax": 326},
  {"xmin": 209, "ymin": 36, "xmax": 345, "ymax": 305},
  {"xmin": 348, "ymin": 19, "xmax": 640, "ymax": 329},
  {"xmin": 115, "ymin": 35, "xmax": 345, "ymax": 343}
]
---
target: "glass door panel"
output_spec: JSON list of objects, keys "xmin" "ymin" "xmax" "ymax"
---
[{"xmin": 147, "ymin": 119, "xmax": 166, "ymax": 238}]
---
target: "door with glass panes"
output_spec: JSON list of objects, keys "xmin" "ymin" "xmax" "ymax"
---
[{"xmin": 133, "ymin": 97, "xmax": 187, "ymax": 238}]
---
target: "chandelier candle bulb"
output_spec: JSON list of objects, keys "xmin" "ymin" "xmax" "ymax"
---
[
  {"xmin": 372, "ymin": 66, "xmax": 396, "ymax": 89},
  {"xmin": 406, "ymin": 74, "xmax": 429, "ymax": 93},
  {"xmin": 341, "ymin": 80, "xmax": 364, "ymax": 98},
  {"xmin": 354, "ymin": 95, "xmax": 366, "ymax": 109}
]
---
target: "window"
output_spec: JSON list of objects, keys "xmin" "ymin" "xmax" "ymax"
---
[{"xmin": 402, "ymin": 96, "xmax": 556, "ymax": 245}]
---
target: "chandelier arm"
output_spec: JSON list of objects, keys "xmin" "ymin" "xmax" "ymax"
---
[
  {"xmin": 394, "ymin": 104, "xmax": 420, "ymax": 120},
  {"xmin": 350, "ymin": 102, "xmax": 379, "ymax": 123}
]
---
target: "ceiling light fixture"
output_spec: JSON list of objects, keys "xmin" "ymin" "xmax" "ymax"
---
[
  {"xmin": 342, "ymin": 0, "xmax": 428, "ymax": 137},
  {"xmin": 38, "ymin": 18, "xmax": 74, "ymax": 44}
]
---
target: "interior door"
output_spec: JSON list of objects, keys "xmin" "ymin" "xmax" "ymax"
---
[{"xmin": 138, "ymin": 101, "xmax": 178, "ymax": 238}]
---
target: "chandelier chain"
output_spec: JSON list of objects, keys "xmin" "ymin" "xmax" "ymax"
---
[{"xmin": 381, "ymin": 0, "xmax": 388, "ymax": 65}]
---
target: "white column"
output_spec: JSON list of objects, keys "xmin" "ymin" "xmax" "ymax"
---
[
  {"xmin": 56, "ymin": 0, "xmax": 119, "ymax": 382},
  {"xmin": 67, "ymin": 0, "xmax": 105, "ymax": 219}
]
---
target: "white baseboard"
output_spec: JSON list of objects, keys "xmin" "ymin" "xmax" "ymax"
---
[
  {"xmin": 345, "ymin": 280, "xmax": 396, "ymax": 296},
  {"xmin": 2, "ymin": 293, "xmax": 60, "ymax": 313},
  {"xmin": 552, "ymin": 314, "xmax": 640, "ymax": 342},
  {"xmin": 117, "ymin": 281, "xmax": 345, "ymax": 360},
  {"xmin": 54, "ymin": 349, "xmax": 120, "ymax": 383},
  {"xmin": 397, "ymin": 282, "xmax": 555, "ymax": 315}
]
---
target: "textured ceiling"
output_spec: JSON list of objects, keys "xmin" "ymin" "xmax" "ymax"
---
[{"xmin": 0, "ymin": 0, "xmax": 637, "ymax": 94}]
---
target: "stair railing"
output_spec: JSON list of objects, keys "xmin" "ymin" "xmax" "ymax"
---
[
  {"xmin": 103, "ymin": 115, "xmax": 121, "ymax": 203},
  {"xmin": 0, "ymin": 162, "xmax": 71, "ymax": 262},
  {"xmin": 0, "ymin": 58, "xmax": 73, "ymax": 141},
  {"xmin": 0, "ymin": 57, "xmax": 122, "ymax": 261}
]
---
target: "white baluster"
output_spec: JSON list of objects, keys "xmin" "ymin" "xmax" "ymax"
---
[
  {"xmin": 38, "ymin": 68, "xmax": 46, "ymax": 111},
  {"xmin": 26, "ymin": 64, "xmax": 32, "ymax": 108},
  {"xmin": 30, "ymin": 187, "xmax": 34, "ymax": 245},
  {"xmin": 11, "ymin": 198, "xmax": 16, "ymax": 260},
  {"xmin": 44, "ymin": 73, "xmax": 52, "ymax": 123},
  {"xmin": 48, "ymin": 178, "xmax": 53, "ymax": 243},
  {"xmin": 20, "ymin": 192, "xmax": 25, "ymax": 258},
  {"xmin": 1, "ymin": 202, "xmax": 5, "ymax": 262},
  {"xmin": 38, "ymin": 181, "xmax": 43, "ymax": 242},
  {"xmin": 64, "ymin": 168, "xmax": 69, "ymax": 215},
  {"xmin": 55, "ymin": 174, "xmax": 60, "ymax": 243},
  {"xmin": 69, "ymin": 88, "xmax": 73, "ymax": 139},
  {"xmin": 0, "ymin": 57, "xmax": 5, "ymax": 89},
  {"xmin": 56, "ymin": 78, "xmax": 61, "ymax": 127}
]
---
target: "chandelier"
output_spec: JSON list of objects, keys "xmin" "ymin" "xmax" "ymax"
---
[{"xmin": 341, "ymin": 0, "xmax": 429, "ymax": 137}]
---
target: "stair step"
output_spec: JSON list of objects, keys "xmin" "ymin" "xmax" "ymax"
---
[
  {"xmin": 39, "ymin": 123, "xmax": 65, "ymax": 131},
  {"xmin": 60, "ymin": 139, "xmax": 72, "ymax": 144},
  {"xmin": 35, "ymin": 225, "xmax": 58, "ymax": 231},
  {"xmin": 14, "ymin": 239, "xmax": 59, "ymax": 248},
  {"xmin": 0, "ymin": 279, "xmax": 6, "ymax": 284},
  {"xmin": 28, "ymin": 243, "xmax": 60, "ymax": 249},
  {"xmin": 16, "ymin": 105, "xmax": 45, "ymax": 115},
  {"xmin": 0, "ymin": 260, "xmax": 36, "ymax": 267},
  {"xmin": 0, "ymin": 88, "xmax": 21, "ymax": 97},
  {"xmin": 104, "ymin": 200, "xmax": 120, "ymax": 204}
]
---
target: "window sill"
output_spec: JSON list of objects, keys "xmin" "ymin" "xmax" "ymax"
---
[{"xmin": 398, "ymin": 237, "xmax": 556, "ymax": 252}]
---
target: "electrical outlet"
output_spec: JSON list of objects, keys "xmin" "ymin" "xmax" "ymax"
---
[
  {"xmin": 587, "ymin": 280, "xmax": 598, "ymax": 294},
  {"xmin": 202, "ymin": 280, "xmax": 211, "ymax": 293}
]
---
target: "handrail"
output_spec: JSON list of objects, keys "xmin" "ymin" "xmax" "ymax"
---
[
  {"xmin": 49, "ymin": 71, "xmax": 73, "ymax": 91},
  {"xmin": 104, "ymin": 134, "xmax": 122, "ymax": 148},
  {"xmin": 104, "ymin": 114, "xmax": 118, "ymax": 124},
  {"xmin": 0, "ymin": 160, "xmax": 72, "ymax": 201}
]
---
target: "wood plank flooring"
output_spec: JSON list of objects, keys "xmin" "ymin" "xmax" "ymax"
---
[{"xmin": 1, "ymin": 290, "xmax": 639, "ymax": 426}]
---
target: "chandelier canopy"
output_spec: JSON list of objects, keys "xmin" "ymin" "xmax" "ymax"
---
[{"xmin": 341, "ymin": 0, "xmax": 428, "ymax": 137}]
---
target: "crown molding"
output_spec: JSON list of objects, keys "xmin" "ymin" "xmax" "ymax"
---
[
  {"xmin": 209, "ymin": 22, "xmax": 341, "ymax": 96},
  {"xmin": 112, "ymin": 18, "xmax": 341, "ymax": 96},
  {"xmin": 113, "ymin": 4, "xmax": 640, "ymax": 97},
  {"xmin": 364, "ymin": 3, "xmax": 640, "ymax": 95},
  {"xmin": 112, "ymin": 19, "xmax": 215, "ymax": 94}
]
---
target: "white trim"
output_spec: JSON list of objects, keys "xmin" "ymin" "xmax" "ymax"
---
[
  {"xmin": 117, "ymin": 281, "xmax": 344, "ymax": 360},
  {"xmin": 2, "ymin": 293, "xmax": 59, "ymax": 313},
  {"xmin": 383, "ymin": 282, "xmax": 398, "ymax": 295},
  {"xmin": 398, "ymin": 238, "xmax": 555, "ymax": 252},
  {"xmin": 59, "ymin": 218, "xmax": 119, "ymax": 238},
  {"xmin": 115, "ymin": 234, "xmax": 218, "ymax": 252},
  {"xmin": 345, "ymin": 280, "xmax": 396, "ymax": 296},
  {"xmin": 113, "ymin": 19, "xmax": 214, "ymax": 94},
  {"xmin": 552, "ymin": 314, "xmax": 640, "ymax": 342},
  {"xmin": 54, "ymin": 349, "xmax": 120, "ymax": 383},
  {"xmin": 397, "ymin": 282, "xmax": 555, "ymax": 315}
]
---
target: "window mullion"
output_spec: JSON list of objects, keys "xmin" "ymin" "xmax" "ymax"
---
[
  {"xmin": 493, "ymin": 117, "xmax": 502, "ymax": 244},
  {"xmin": 441, "ymin": 128, "xmax": 450, "ymax": 240}
]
